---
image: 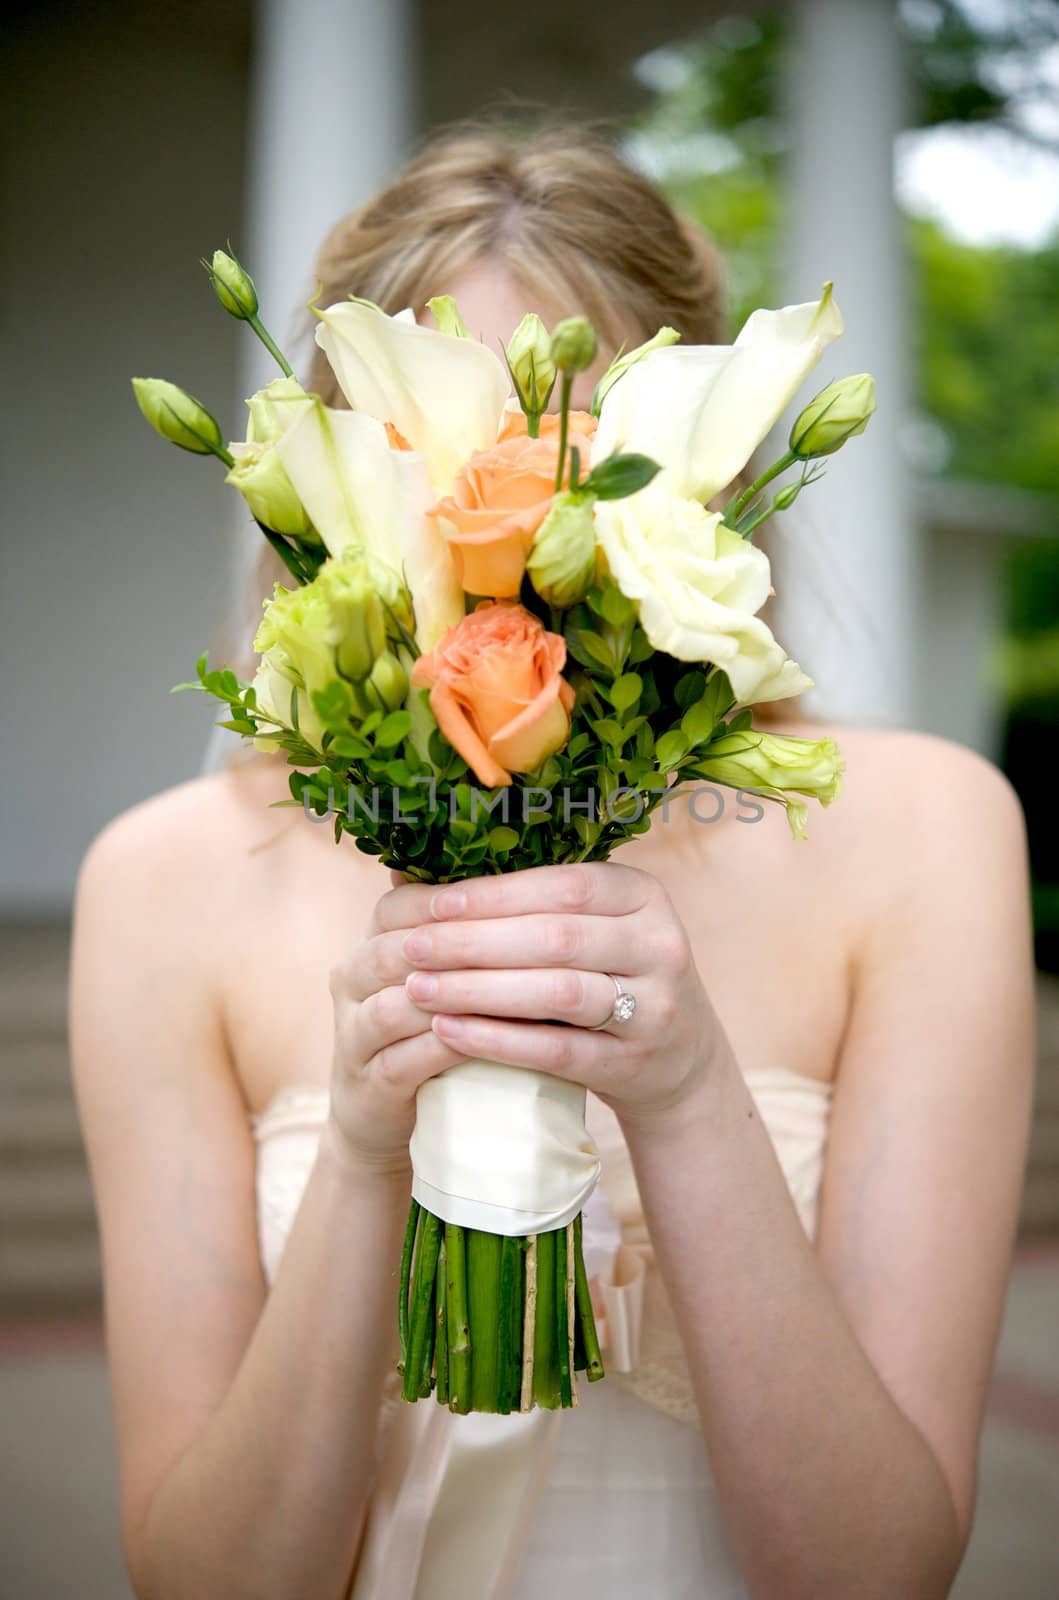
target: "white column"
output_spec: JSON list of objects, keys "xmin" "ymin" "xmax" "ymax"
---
[
  {"xmin": 201, "ymin": 0, "xmax": 414, "ymax": 777},
  {"xmin": 775, "ymin": 0, "xmax": 921, "ymax": 728},
  {"xmin": 241, "ymin": 0, "xmax": 414, "ymax": 396}
]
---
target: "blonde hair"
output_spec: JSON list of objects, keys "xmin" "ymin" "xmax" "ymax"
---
[{"xmin": 228, "ymin": 123, "xmax": 791, "ymax": 726}]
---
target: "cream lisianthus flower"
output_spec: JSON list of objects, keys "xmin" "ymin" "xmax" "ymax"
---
[
  {"xmin": 592, "ymin": 285, "xmax": 843, "ymax": 502},
  {"xmin": 594, "ymin": 487, "xmax": 812, "ymax": 706},
  {"xmin": 275, "ymin": 397, "xmax": 464, "ymax": 652},
  {"xmin": 313, "ymin": 300, "xmax": 511, "ymax": 493},
  {"xmin": 249, "ymin": 654, "xmax": 327, "ymax": 755}
]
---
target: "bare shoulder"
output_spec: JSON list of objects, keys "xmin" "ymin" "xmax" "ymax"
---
[
  {"xmin": 814, "ymin": 720, "xmax": 1024, "ymax": 850},
  {"xmin": 787, "ymin": 719, "xmax": 1030, "ymax": 934},
  {"xmin": 77, "ymin": 762, "xmax": 274, "ymax": 894}
]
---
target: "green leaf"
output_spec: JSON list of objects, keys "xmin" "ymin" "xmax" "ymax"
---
[
  {"xmin": 726, "ymin": 708, "xmax": 754, "ymax": 734},
  {"xmin": 591, "ymin": 717, "xmax": 626, "ymax": 748},
  {"xmin": 488, "ymin": 826, "xmax": 520, "ymax": 852},
  {"xmin": 681, "ymin": 698, "xmax": 717, "ymax": 746},
  {"xmin": 375, "ymin": 709, "xmax": 412, "ymax": 748},
  {"xmin": 582, "ymin": 452, "xmax": 661, "ymax": 500},
  {"xmin": 577, "ymin": 631, "xmax": 616, "ymax": 672},
  {"xmin": 674, "ymin": 671, "xmax": 707, "ymax": 710},
  {"xmin": 609, "ymin": 673, "xmax": 643, "ymax": 713},
  {"xmin": 598, "ymin": 584, "xmax": 636, "ymax": 627},
  {"xmin": 655, "ymin": 730, "xmax": 689, "ymax": 770},
  {"xmin": 311, "ymin": 680, "xmax": 355, "ymax": 731}
]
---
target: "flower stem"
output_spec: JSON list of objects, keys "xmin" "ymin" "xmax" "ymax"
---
[
  {"xmin": 496, "ymin": 1236, "xmax": 523, "ymax": 1413},
  {"xmin": 403, "ymin": 1210, "xmax": 441, "ymax": 1402},
  {"xmin": 555, "ymin": 1224, "xmax": 572, "ymax": 1408},
  {"xmin": 565, "ymin": 1220, "xmax": 578, "ymax": 1405},
  {"xmin": 554, "ymin": 373, "xmax": 574, "ymax": 492},
  {"xmin": 248, "ymin": 313, "xmax": 295, "ymax": 378},
  {"xmin": 467, "ymin": 1229, "xmax": 502, "ymax": 1412},
  {"xmin": 445, "ymin": 1222, "xmax": 472, "ymax": 1414},
  {"xmin": 520, "ymin": 1236, "xmax": 538, "ymax": 1411},
  {"xmin": 723, "ymin": 449, "xmax": 796, "ymax": 527},
  {"xmin": 397, "ymin": 1197, "xmax": 420, "ymax": 1378},
  {"xmin": 573, "ymin": 1211, "xmax": 605, "ymax": 1382},
  {"xmin": 434, "ymin": 1237, "xmax": 449, "ymax": 1407},
  {"xmin": 532, "ymin": 1228, "xmax": 558, "ymax": 1408}
]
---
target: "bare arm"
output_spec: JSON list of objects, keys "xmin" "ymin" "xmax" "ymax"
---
[
  {"xmin": 620, "ymin": 742, "xmax": 1035, "ymax": 1597},
  {"xmin": 70, "ymin": 804, "xmax": 457, "ymax": 1600}
]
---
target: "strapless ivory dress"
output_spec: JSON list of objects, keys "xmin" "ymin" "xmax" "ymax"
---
[{"xmin": 251, "ymin": 1069, "xmax": 832, "ymax": 1599}]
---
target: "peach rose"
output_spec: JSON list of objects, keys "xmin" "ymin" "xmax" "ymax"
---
[
  {"xmin": 433, "ymin": 418, "xmax": 596, "ymax": 599},
  {"xmin": 496, "ymin": 408, "xmax": 598, "ymax": 443},
  {"xmin": 411, "ymin": 601, "xmax": 576, "ymax": 788}
]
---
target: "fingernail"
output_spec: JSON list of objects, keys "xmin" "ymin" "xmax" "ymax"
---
[
  {"xmin": 402, "ymin": 930, "xmax": 430, "ymax": 962},
  {"xmin": 434, "ymin": 1014, "xmax": 464, "ymax": 1037},
  {"xmin": 406, "ymin": 973, "xmax": 438, "ymax": 1002},
  {"xmin": 431, "ymin": 887, "xmax": 466, "ymax": 919}
]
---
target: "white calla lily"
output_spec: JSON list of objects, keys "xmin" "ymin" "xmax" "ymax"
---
[
  {"xmin": 275, "ymin": 397, "xmax": 464, "ymax": 651},
  {"xmin": 314, "ymin": 300, "xmax": 511, "ymax": 492},
  {"xmin": 592, "ymin": 285, "xmax": 844, "ymax": 502},
  {"xmin": 594, "ymin": 486, "xmax": 813, "ymax": 706}
]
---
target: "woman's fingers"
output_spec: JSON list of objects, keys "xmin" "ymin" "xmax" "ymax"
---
[
  {"xmin": 370, "ymin": 862, "xmax": 657, "ymax": 937},
  {"xmin": 368, "ymin": 1027, "xmax": 467, "ymax": 1097},
  {"xmin": 429, "ymin": 862, "xmax": 655, "ymax": 922},
  {"xmin": 429, "ymin": 1013, "xmax": 622, "ymax": 1081},
  {"xmin": 405, "ymin": 966, "xmax": 639, "ymax": 1030},
  {"xmin": 350, "ymin": 982, "xmax": 436, "ymax": 1059},
  {"xmin": 400, "ymin": 913, "xmax": 641, "ymax": 975}
]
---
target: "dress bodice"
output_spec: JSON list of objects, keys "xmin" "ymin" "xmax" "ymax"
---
[{"xmin": 250, "ymin": 1069, "xmax": 832, "ymax": 1598}]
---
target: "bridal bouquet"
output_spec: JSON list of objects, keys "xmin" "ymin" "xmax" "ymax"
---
[{"xmin": 133, "ymin": 248, "xmax": 872, "ymax": 1415}]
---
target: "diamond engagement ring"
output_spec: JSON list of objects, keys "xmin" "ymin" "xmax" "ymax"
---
[{"xmin": 588, "ymin": 973, "xmax": 637, "ymax": 1031}]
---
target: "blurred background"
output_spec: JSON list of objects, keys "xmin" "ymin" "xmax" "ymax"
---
[{"xmin": 2, "ymin": 0, "xmax": 1058, "ymax": 1594}]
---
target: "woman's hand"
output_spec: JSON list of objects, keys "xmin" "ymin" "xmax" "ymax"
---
[
  {"xmin": 327, "ymin": 876, "xmax": 467, "ymax": 1173},
  {"xmin": 396, "ymin": 861, "xmax": 722, "ymax": 1129}
]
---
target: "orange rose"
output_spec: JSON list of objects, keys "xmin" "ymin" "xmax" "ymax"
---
[
  {"xmin": 433, "ymin": 418, "xmax": 596, "ymax": 599},
  {"xmin": 411, "ymin": 601, "xmax": 576, "ymax": 788},
  {"xmin": 496, "ymin": 408, "xmax": 598, "ymax": 443}
]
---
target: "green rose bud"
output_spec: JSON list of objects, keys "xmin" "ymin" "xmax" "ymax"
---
[
  {"xmin": 131, "ymin": 377, "xmax": 226, "ymax": 457},
  {"xmin": 506, "ymin": 313, "xmax": 556, "ymax": 416},
  {"xmin": 694, "ymin": 730, "xmax": 845, "ymax": 840},
  {"xmin": 550, "ymin": 316, "xmax": 598, "ymax": 375},
  {"xmin": 789, "ymin": 373, "xmax": 876, "ymax": 460},
  {"xmin": 207, "ymin": 248, "xmax": 259, "ymax": 320},
  {"xmin": 246, "ymin": 376, "xmax": 310, "ymax": 445},
  {"xmin": 591, "ymin": 326, "xmax": 681, "ymax": 414},
  {"xmin": 225, "ymin": 441, "xmax": 316, "ymax": 540},
  {"xmin": 353, "ymin": 650, "xmax": 409, "ymax": 715},
  {"xmin": 527, "ymin": 491, "xmax": 598, "ymax": 608}
]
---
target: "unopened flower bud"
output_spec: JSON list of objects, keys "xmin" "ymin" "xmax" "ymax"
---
[
  {"xmin": 773, "ymin": 481, "xmax": 803, "ymax": 512},
  {"xmin": 355, "ymin": 650, "xmax": 409, "ymax": 714},
  {"xmin": 246, "ymin": 376, "xmax": 310, "ymax": 444},
  {"xmin": 132, "ymin": 377, "xmax": 225, "ymax": 456},
  {"xmin": 527, "ymin": 491, "xmax": 598, "ymax": 608},
  {"xmin": 225, "ymin": 441, "xmax": 316, "ymax": 539},
  {"xmin": 207, "ymin": 248, "xmax": 259, "ymax": 320},
  {"xmin": 506, "ymin": 314, "xmax": 556, "ymax": 415},
  {"xmin": 334, "ymin": 575, "xmax": 387, "ymax": 682},
  {"xmin": 789, "ymin": 374, "xmax": 876, "ymax": 459},
  {"xmin": 550, "ymin": 316, "xmax": 598, "ymax": 375}
]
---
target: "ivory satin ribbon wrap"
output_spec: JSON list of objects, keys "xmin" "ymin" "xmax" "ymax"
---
[{"xmin": 408, "ymin": 1059, "xmax": 603, "ymax": 1234}]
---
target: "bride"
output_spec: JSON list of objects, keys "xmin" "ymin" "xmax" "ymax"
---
[{"xmin": 70, "ymin": 128, "xmax": 1035, "ymax": 1599}]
